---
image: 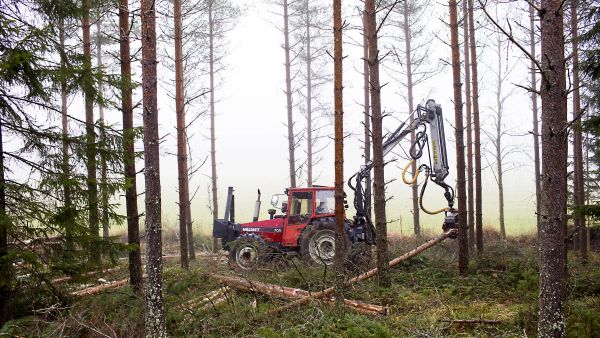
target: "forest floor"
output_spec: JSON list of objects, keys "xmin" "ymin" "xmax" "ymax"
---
[{"xmin": 2, "ymin": 229, "xmax": 600, "ymax": 337}]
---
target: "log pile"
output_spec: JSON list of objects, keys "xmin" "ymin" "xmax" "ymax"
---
[{"xmin": 208, "ymin": 273, "xmax": 387, "ymax": 316}]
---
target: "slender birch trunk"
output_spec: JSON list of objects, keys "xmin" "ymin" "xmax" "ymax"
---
[{"xmin": 209, "ymin": 0, "xmax": 220, "ymax": 253}]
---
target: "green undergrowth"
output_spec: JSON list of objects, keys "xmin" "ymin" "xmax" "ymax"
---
[{"xmin": 2, "ymin": 236, "xmax": 600, "ymax": 337}]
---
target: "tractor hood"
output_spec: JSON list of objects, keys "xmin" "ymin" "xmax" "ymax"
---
[{"xmin": 240, "ymin": 218, "xmax": 284, "ymax": 233}]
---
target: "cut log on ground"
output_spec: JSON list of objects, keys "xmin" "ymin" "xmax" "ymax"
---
[
  {"xmin": 52, "ymin": 267, "xmax": 121, "ymax": 284},
  {"xmin": 208, "ymin": 273, "xmax": 387, "ymax": 316},
  {"xmin": 70, "ymin": 278, "xmax": 128, "ymax": 296},
  {"xmin": 186, "ymin": 286, "xmax": 231, "ymax": 309},
  {"xmin": 439, "ymin": 319, "xmax": 504, "ymax": 325},
  {"xmin": 269, "ymin": 230, "xmax": 456, "ymax": 316}
]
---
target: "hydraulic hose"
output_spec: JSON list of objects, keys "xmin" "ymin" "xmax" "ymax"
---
[{"xmin": 401, "ymin": 159, "xmax": 421, "ymax": 185}]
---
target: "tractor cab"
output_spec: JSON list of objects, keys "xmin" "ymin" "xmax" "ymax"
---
[{"xmin": 271, "ymin": 187, "xmax": 336, "ymax": 247}]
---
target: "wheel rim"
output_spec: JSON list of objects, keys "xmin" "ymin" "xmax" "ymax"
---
[
  {"xmin": 309, "ymin": 231, "xmax": 335, "ymax": 265},
  {"xmin": 236, "ymin": 244, "xmax": 258, "ymax": 270}
]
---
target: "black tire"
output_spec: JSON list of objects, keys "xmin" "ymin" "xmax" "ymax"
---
[
  {"xmin": 228, "ymin": 236, "xmax": 264, "ymax": 272},
  {"xmin": 300, "ymin": 218, "xmax": 349, "ymax": 266}
]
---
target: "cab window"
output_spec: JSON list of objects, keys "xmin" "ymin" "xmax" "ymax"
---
[
  {"xmin": 288, "ymin": 191, "xmax": 313, "ymax": 224},
  {"xmin": 315, "ymin": 190, "xmax": 335, "ymax": 214}
]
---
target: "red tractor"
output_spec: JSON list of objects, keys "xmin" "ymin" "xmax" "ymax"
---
[{"xmin": 213, "ymin": 99, "xmax": 458, "ymax": 270}]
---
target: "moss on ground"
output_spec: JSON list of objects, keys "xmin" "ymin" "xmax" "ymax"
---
[{"xmin": 2, "ymin": 235, "xmax": 600, "ymax": 337}]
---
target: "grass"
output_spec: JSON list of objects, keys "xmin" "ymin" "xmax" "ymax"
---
[{"xmin": 2, "ymin": 230, "xmax": 600, "ymax": 337}]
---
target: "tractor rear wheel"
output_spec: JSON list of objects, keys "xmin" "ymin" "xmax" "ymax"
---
[
  {"xmin": 228, "ymin": 236, "xmax": 264, "ymax": 271},
  {"xmin": 300, "ymin": 219, "xmax": 348, "ymax": 266}
]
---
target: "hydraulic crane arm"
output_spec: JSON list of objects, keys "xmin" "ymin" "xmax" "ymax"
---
[{"xmin": 348, "ymin": 99, "xmax": 457, "ymax": 244}]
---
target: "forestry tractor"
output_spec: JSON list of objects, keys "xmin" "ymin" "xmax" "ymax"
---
[{"xmin": 213, "ymin": 99, "xmax": 458, "ymax": 270}]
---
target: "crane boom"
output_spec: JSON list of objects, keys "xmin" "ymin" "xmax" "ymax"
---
[{"xmin": 348, "ymin": 99, "xmax": 457, "ymax": 244}]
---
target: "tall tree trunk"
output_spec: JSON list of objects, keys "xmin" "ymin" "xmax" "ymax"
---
[
  {"xmin": 283, "ymin": 0, "xmax": 296, "ymax": 188},
  {"xmin": 97, "ymin": 16, "xmax": 110, "ymax": 240},
  {"xmin": 174, "ymin": 0, "xmax": 189, "ymax": 269},
  {"xmin": 209, "ymin": 0, "xmax": 220, "ymax": 254},
  {"xmin": 141, "ymin": 0, "xmax": 166, "ymax": 335},
  {"xmin": 362, "ymin": 11, "xmax": 372, "ymax": 220},
  {"xmin": 538, "ymin": 0, "xmax": 567, "ymax": 335},
  {"xmin": 449, "ymin": 0, "xmax": 468, "ymax": 275},
  {"xmin": 82, "ymin": 0, "xmax": 100, "ymax": 265},
  {"xmin": 530, "ymin": 1, "xmax": 542, "ymax": 233},
  {"xmin": 494, "ymin": 33, "xmax": 506, "ymax": 239},
  {"xmin": 467, "ymin": 0, "xmax": 483, "ymax": 253},
  {"xmin": 119, "ymin": 0, "xmax": 143, "ymax": 295},
  {"xmin": 571, "ymin": 0, "xmax": 587, "ymax": 260},
  {"xmin": 332, "ymin": 0, "xmax": 345, "ymax": 308},
  {"xmin": 306, "ymin": 0, "xmax": 313, "ymax": 187},
  {"xmin": 402, "ymin": 0, "xmax": 420, "ymax": 236},
  {"xmin": 59, "ymin": 18, "xmax": 74, "ymax": 254},
  {"xmin": 462, "ymin": 0, "xmax": 475, "ymax": 249},
  {"xmin": 365, "ymin": 0, "xmax": 390, "ymax": 288},
  {"xmin": 0, "ymin": 120, "xmax": 9, "ymax": 325}
]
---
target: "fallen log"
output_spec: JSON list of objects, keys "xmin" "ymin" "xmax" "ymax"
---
[
  {"xmin": 70, "ymin": 278, "xmax": 128, "ymax": 297},
  {"xmin": 52, "ymin": 267, "xmax": 121, "ymax": 284},
  {"xmin": 439, "ymin": 319, "xmax": 504, "ymax": 325},
  {"xmin": 186, "ymin": 286, "xmax": 231, "ymax": 309},
  {"xmin": 269, "ymin": 230, "xmax": 457, "ymax": 316},
  {"xmin": 208, "ymin": 273, "xmax": 387, "ymax": 316}
]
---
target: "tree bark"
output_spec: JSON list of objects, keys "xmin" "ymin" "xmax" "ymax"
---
[
  {"xmin": 538, "ymin": 0, "xmax": 567, "ymax": 335},
  {"xmin": 530, "ymin": 1, "xmax": 542, "ymax": 234},
  {"xmin": 283, "ymin": 0, "xmax": 296, "ymax": 188},
  {"xmin": 571, "ymin": 0, "xmax": 587, "ymax": 260},
  {"xmin": 0, "ymin": 120, "xmax": 9, "ymax": 325},
  {"xmin": 333, "ymin": 0, "xmax": 345, "ymax": 309},
  {"xmin": 462, "ymin": 0, "xmax": 474, "ymax": 249},
  {"xmin": 187, "ymin": 196, "xmax": 195, "ymax": 260},
  {"xmin": 174, "ymin": 0, "xmax": 189, "ymax": 269},
  {"xmin": 449, "ymin": 0, "xmax": 469, "ymax": 275},
  {"xmin": 467, "ymin": 0, "xmax": 483, "ymax": 253},
  {"xmin": 82, "ymin": 0, "xmax": 100, "ymax": 265},
  {"xmin": 59, "ymin": 18, "xmax": 74, "ymax": 254},
  {"xmin": 494, "ymin": 33, "xmax": 506, "ymax": 240},
  {"xmin": 209, "ymin": 0, "xmax": 220, "ymax": 254},
  {"xmin": 306, "ymin": 0, "xmax": 313, "ymax": 187},
  {"xmin": 119, "ymin": 0, "xmax": 143, "ymax": 295},
  {"xmin": 365, "ymin": 0, "xmax": 390, "ymax": 287},
  {"xmin": 362, "ymin": 10, "xmax": 372, "ymax": 220},
  {"xmin": 97, "ymin": 16, "xmax": 110, "ymax": 240},
  {"xmin": 402, "ymin": 0, "xmax": 420, "ymax": 236},
  {"xmin": 141, "ymin": 0, "xmax": 166, "ymax": 335}
]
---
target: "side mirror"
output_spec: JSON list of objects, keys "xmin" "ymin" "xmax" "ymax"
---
[
  {"xmin": 281, "ymin": 202, "xmax": 288, "ymax": 214},
  {"xmin": 271, "ymin": 195, "xmax": 279, "ymax": 207}
]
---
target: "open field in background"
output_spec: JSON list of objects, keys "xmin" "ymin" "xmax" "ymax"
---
[{"xmin": 2, "ymin": 228, "xmax": 600, "ymax": 337}]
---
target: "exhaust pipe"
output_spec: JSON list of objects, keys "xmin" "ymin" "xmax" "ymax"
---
[{"xmin": 253, "ymin": 189, "xmax": 261, "ymax": 222}]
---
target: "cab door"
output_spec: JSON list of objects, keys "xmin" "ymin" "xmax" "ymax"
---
[{"xmin": 282, "ymin": 190, "xmax": 314, "ymax": 247}]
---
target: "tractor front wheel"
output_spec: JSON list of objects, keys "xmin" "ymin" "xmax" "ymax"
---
[{"xmin": 228, "ymin": 236, "xmax": 264, "ymax": 271}]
